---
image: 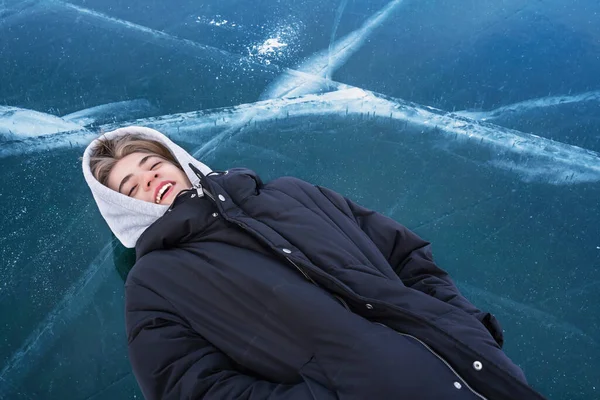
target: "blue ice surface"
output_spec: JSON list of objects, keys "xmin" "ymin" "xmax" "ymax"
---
[{"xmin": 1, "ymin": 0, "xmax": 599, "ymax": 399}]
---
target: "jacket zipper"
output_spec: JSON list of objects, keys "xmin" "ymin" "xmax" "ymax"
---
[
  {"xmin": 194, "ymin": 180, "xmax": 215, "ymax": 202},
  {"xmin": 287, "ymin": 257, "xmax": 351, "ymax": 310},
  {"xmin": 376, "ymin": 323, "xmax": 488, "ymax": 400},
  {"xmin": 165, "ymin": 182, "xmax": 212, "ymax": 214},
  {"xmin": 287, "ymin": 257, "xmax": 316, "ymax": 283},
  {"xmin": 402, "ymin": 333, "xmax": 488, "ymax": 400}
]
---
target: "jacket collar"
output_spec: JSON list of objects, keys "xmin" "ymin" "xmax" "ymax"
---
[{"xmin": 135, "ymin": 168, "xmax": 263, "ymax": 260}]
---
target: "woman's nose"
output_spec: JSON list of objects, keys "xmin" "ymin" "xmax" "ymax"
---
[{"xmin": 143, "ymin": 172, "xmax": 159, "ymax": 192}]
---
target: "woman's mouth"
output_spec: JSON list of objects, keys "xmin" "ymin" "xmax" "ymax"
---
[{"xmin": 155, "ymin": 182, "xmax": 175, "ymax": 204}]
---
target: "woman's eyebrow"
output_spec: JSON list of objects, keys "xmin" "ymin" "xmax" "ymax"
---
[{"xmin": 118, "ymin": 155, "xmax": 153, "ymax": 194}]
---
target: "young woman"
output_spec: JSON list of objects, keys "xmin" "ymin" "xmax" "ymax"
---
[{"xmin": 82, "ymin": 126, "xmax": 546, "ymax": 400}]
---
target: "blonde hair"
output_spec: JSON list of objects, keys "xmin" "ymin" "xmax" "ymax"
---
[{"xmin": 89, "ymin": 134, "xmax": 183, "ymax": 187}]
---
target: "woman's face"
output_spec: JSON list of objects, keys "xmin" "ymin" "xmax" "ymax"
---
[{"xmin": 107, "ymin": 152, "xmax": 192, "ymax": 205}]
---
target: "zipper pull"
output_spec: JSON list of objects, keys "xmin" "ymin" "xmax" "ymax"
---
[
  {"xmin": 191, "ymin": 179, "xmax": 215, "ymax": 202},
  {"xmin": 188, "ymin": 163, "xmax": 215, "ymax": 200},
  {"xmin": 193, "ymin": 180, "xmax": 204, "ymax": 197}
]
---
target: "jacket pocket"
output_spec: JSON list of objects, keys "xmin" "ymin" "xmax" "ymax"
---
[{"xmin": 299, "ymin": 356, "xmax": 338, "ymax": 400}]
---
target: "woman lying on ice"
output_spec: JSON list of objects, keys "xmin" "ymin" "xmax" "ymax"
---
[{"xmin": 82, "ymin": 126, "xmax": 545, "ymax": 400}]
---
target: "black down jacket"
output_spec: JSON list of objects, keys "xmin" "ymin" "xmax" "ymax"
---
[{"xmin": 126, "ymin": 167, "xmax": 546, "ymax": 400}]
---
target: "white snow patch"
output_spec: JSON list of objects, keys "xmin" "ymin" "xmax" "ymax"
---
[
  {"xmin": 256, "ymin": 37, "xmax": 288, "ymax": 56},
  {"xmin": 195, "ymin": 15, "xmax": 240, "ymax": 29},
  {"xmin": 0, "ymin": 106, "xmax": 83, "ymax": 138},
  {"xmin": 246, "ymin": 22, "xmax": 302, "ymax": 65}
]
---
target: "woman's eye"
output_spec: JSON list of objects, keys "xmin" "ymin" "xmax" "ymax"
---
[{"xmin": 125, "ymin": 161, "xmax": 160, "ymax": 196}]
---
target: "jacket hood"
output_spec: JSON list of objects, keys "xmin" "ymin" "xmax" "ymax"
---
[{"xmin": 82, "ymin": 126, "xmax": 212, "ymax": 248}]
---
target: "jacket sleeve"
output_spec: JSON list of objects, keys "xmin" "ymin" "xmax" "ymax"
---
[
  {"xmin": 126, "ymin": 282, "xmax": 322, "ymax": 400},
  {"xmin": 316, "ymin": 185, "xmax": 504, "ymax": 348}
]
